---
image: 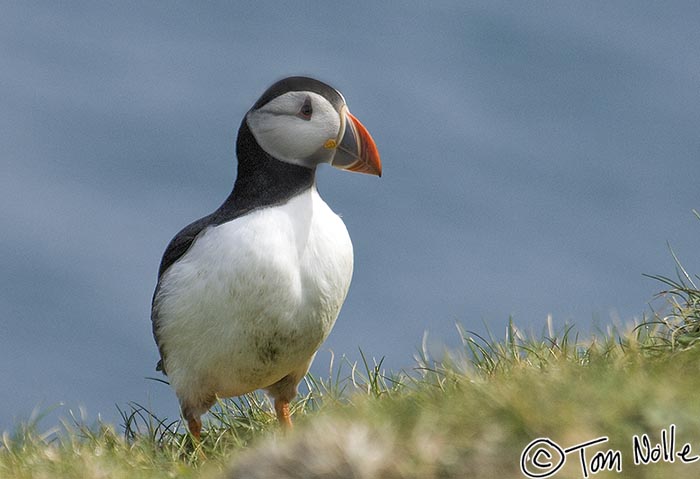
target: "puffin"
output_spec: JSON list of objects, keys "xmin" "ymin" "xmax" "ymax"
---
[{"xmin": 151, "ymin": 76, "xmax": 381, "ymax": 439}]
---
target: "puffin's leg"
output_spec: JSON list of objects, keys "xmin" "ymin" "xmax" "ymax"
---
[
  {"xmin": 182, "ymin": 407, "xmax": 202, "ymax": 441},
  {"xmin": 274, "ymin": 398, "xmax": 293, "ymax": 429},
  {"xmin": 183, "ymin": 408, "xmax": 207, "ymax": 461},
  {"xmin": 181, "ymin": 395, "xmax": 215, "ymax": 441},
  {"xmin": 267, "ymin": 372, "xmax": 304, "ymax": 429},
  {"xmin": 186, "ymin": 413, "xmax": 202, "ymax": 440}
]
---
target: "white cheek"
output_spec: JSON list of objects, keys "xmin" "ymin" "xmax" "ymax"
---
[
  {"xmin": 246, "ymin": 92, "xmax": 341, "ymax": 164},
  {"xmin": 247, "ymin": 113, "xmax": 334, "ymax": 161}
]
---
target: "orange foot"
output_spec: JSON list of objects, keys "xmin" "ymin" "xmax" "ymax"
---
[
  {"xmin": 187, "ymin": 415, "xmax": 202, "ymax": 441},
  {"xmin": 274, "ymin": 399, "xmax": 293, "ymax": 429}
]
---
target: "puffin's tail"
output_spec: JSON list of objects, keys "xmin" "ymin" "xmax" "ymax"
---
[{"xmin": 156, "ymin": 359, "xmax": 167, "ymax": 375}]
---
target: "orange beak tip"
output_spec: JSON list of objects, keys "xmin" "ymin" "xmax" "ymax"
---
[{"xmin": 347, "ymin": 112, "xmax": 382, "ymax": 177}]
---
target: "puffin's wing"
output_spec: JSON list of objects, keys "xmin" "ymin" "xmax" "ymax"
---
[
  {"xmin": 150, "ymin": 214, "xmax": 215, "ymax": 374},
  {"xmin": 157, "ymin": 214, "xmax": 219, "ymax": 278}
]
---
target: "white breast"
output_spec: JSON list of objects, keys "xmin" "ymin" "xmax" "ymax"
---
[{"xmin": 154, "ymin": 187, "xmax": 353, "ymax": 403}]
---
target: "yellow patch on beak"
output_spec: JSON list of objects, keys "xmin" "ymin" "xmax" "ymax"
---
[{"xmin": 323, "ymin": 139, "xmax": 337, "ymax": 149}]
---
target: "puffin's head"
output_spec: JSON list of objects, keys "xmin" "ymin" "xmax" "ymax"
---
[{"xmin": 245, "ymin": 76, "xmax": 382, "ymax": 176}]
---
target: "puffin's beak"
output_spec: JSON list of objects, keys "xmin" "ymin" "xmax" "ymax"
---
[{"xmin": 331, "ymin": 111, "xmax": 382, "ymax": 177}]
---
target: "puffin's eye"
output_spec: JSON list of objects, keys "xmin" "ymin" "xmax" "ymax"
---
[{"xmin": 298, "ymin": 97, "xmax": 313, "ymax": 120}]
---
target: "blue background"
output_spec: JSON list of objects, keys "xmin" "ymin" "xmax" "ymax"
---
[{"xmin": 2, "ymin": 2, "xmax": 699, "ymax": 431}]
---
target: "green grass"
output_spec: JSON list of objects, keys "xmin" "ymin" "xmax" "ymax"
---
[{"xmin": 3, "ymin": 215, "xmax": 700, "ymax": 478}]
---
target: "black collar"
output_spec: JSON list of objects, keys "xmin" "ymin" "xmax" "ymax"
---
[{"xmin": 214, "ymin": 118, "xmax": 316, "ymax": 221}]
